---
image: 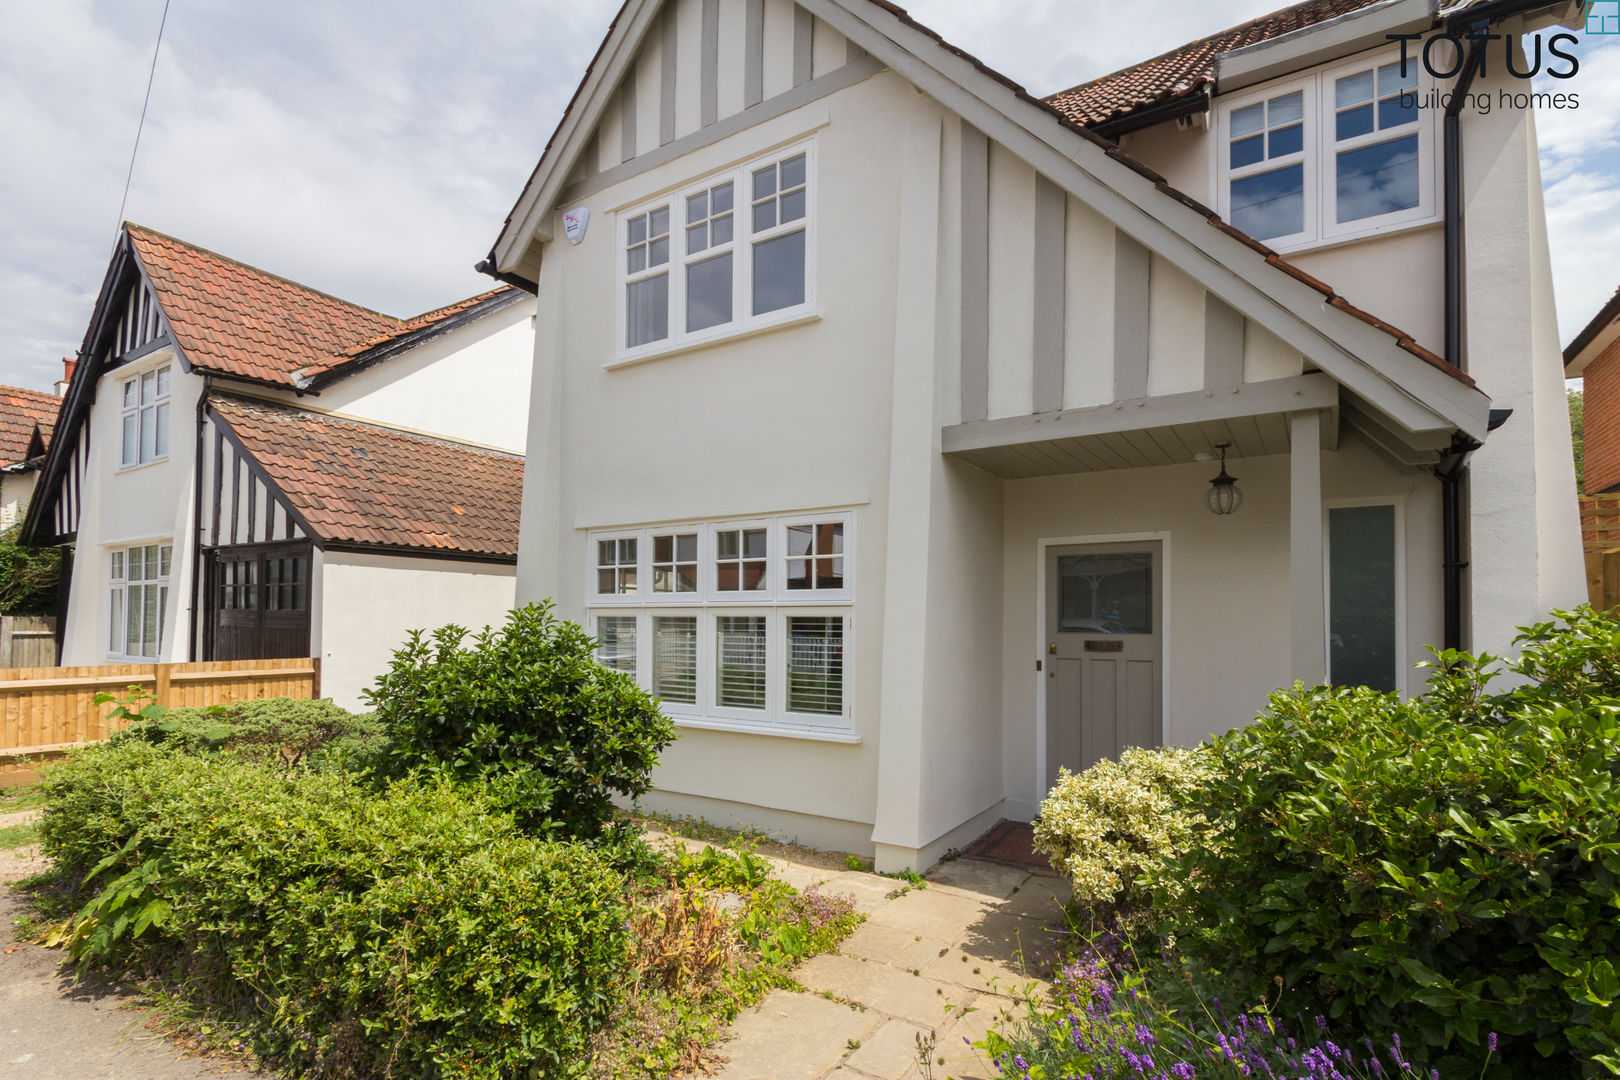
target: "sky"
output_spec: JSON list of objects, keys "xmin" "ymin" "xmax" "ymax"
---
[{"xmin": 1, "ymin": 0, "xmax": 1617, "ymax": 391}]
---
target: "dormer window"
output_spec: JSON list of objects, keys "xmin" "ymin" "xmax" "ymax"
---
[
  {"xmin": 120, "ymin": 364, "xmax": 171, "ymax": 467},
  {"xmin": 616, "ymin": 143, "xmax": 814, "ymax": 363},
  {"xmin": 1216, "ymin": 49, "xmax": 1437, "ymax": 252}
]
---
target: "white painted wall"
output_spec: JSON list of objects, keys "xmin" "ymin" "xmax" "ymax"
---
[
  {"xmin": 60, "ymin": 347, "xmax": 200, "ymax": 665},
  {"xmin": 309, "ymin": 301, "xmax": 535, "ymax": 453},
  {"xmin": 517, "ymin": 70, "xmax": 922, "ymax": 852},
  {"xmin": 0, "ymin": 470, "xmax": 38, "ymax": 532},
  {"xmin": 317, "ymin": 551, "xmax": 516, "ymax": 710},
  {"xmin": 1461, "ymin": 50, "xmax": 1585, "ymax": 657}
]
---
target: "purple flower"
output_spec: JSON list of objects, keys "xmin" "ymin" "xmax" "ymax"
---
[{"xmin": 1488, "ymin": 1032, "xmax": 1498, "ymax": 1052}]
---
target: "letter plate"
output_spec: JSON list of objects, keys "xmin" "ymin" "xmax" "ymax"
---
[{"xmin": 1084, "ymin": 640, "xmax": 1124, "ymax": 653}]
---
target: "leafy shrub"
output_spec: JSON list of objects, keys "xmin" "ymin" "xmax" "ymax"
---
[
  {"xmin": 40, "ymin": 740, "xmax": 629, "ymax": 1079},
  {"xmin": 1158, "ymin": 608, "xmax": 1620, "ymax": 1078},
  {"xmin": 0, "ymin": 525, "xmax": 61, "ymax": 615},
  {"xmin": 366, "ymin": 601, "xmax": 676, "ymax": 841},
  {"xmin": 1032, "ymin": 746, "xmax": 1213, "ymax": 933},
  {"xmin": 111, "ymin": 695, "xmax": 381, "ymax": 769}
]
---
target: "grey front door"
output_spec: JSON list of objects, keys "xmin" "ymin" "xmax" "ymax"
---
[{"xmin": 1044, "ymin": 541, "xmax": 1162, "ymax": 792}]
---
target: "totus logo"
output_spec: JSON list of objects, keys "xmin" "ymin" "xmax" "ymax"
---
[
  {"xmin": 1589, "ymin": 1, "xmax": 1620, "ymax": 34},
  {"xmin": 1386, "ymin": 28, "xmax": 1580, "ymax": 80}
]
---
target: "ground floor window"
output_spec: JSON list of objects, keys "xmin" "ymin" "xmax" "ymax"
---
[
  {"xmin": 587, "ymin": 512, "xmax": 854, "ymax": 735},
  {"xmin": 1327, "ymin": 502, "xmax": 1399, "ymax": 692},
  {"xmin": 109, "ymin": 541, "xmax": 171, "ymax": 658}
]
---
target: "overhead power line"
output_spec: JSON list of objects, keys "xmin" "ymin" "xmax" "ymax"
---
[{"xmin": 116, "ymin": 0, "xmax": 173, "ymax": 235}]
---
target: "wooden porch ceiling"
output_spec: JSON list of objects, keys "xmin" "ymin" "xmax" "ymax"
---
[{"xmin": 940, "ymin": 372, "xmax": 1449, "ymax": 479}]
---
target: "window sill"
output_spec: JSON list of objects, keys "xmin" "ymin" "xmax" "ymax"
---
[
  {"xmin": 671, "ymin": 714, "xmax": 860, "ymax": 744},
  {"xmin": 607, "ymin": 309, "xmax": 820, "ymax": 370},
  {"xmin": 115, "ymin": 457, "xmax": 171, "ymax": 476},
  {"xmin": 1263, "ymin": 215, "xmax": 1441, "ymax": 258}
]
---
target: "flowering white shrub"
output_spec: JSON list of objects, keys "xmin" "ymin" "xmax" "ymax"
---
[{"xmin": 1031, "ymin": 746, "xmax": 1213, "ymax": 932}]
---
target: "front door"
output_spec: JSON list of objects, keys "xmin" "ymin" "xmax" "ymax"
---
[{"xmin": 1044, "ymin": 541, "xmax": 1162, "ymax": 792}]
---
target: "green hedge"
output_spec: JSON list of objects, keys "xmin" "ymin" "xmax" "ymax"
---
[
  {"xmin": 366, "ymin": 601, "xmax": 676, "ymax": 842},
  {"xmin": 1159, "ymin": 608, "xmax": 1620, "ymax": 1078},
  {"xmin": 41, "ymin": 740, "xmax": 628, "ymax": 1079},
  {"xmin": 114, "ymin": 696, "xmax": 383, "ymax": 769}
]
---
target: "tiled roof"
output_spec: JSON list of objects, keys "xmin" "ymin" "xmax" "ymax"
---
[
  {"xmin": 1045, "ymin": 0, "xmax": 1392, "ymax": 127},
  {"xmin": 208, "ymin": 393, "xmax": 523, "ymax": 559},
  {"xmin": 0, "ymin": 385, "xmax": 60, "ymax": 468},
  {"xmin": 126, "ymin": 225, "xmax": 512, "ymax": 387},
  {"xmin": 293, "ymin": 287, "xmax": 514, "ymax": 382},
  {"xmin": 1566, "ymin": 286, "xmax": 1620, "ymax": 367}
]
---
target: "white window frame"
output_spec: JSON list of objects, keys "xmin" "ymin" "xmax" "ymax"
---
[
  {"xmin": 1322, "ymin": 497, "xmax": 1406, "ymax": 694},
  {"xmin": 1215, "ymin": 47, "xmax": 1441, "ymax": 254},
  {"xmin": 108, "ymin": 539, "xmax": 173, "ymax": 659},
  {"xmin": 119, "ymin": 362, "xmax": 172, "ymax": 469},
  {"xmin": 613, "ymin": 141, "xmax": 816, "ymax": 365},
  {"xmin": 586, "ymin": 510, "xmax": 854, "ymax": 738}
]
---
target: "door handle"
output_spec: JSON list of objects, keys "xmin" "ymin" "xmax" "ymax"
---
[{"xmin": 1048, "ymin": 641, "xmax": 1057, "ymax": 654}]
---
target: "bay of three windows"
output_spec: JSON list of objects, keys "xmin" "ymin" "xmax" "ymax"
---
[
  {"xmin": 622, "ymin": 147, "xmax": 810, "ymax": 355},
  {"xmin": 1222, "ymin": 52, "xmax": 1433, "ymax": 248}
]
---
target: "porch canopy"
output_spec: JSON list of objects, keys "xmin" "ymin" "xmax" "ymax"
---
[{"xmin": 941, "ymin": 369, "xmax": 1467, "ymax": 686}]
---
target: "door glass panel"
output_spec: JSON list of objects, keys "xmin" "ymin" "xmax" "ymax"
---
[
  {"xmin": 1058, "ymin": 553, "xmax": 1152, "ymax": 634},
  {"xmin": 1329, "ymin": 505, "xmax": 1396, "ymax": 692}
]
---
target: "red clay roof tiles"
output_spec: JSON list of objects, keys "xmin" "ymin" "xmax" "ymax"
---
[
  {"xmin": 126, "ymin": 224, "xmax": 511, "ymax": 387},
  {"xmin": 208, "ymin": 393, "xmax": 523, "ymax": 559},
  {"xmin": 1044, "ymin": 0, "xmax": 1392, "ymax": 127},
  {"xmin": 0, "ymin": 385, "xmax": 60, "ymax": 469}
]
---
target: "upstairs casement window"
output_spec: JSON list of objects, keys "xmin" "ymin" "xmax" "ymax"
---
[
  {"xmin": 617, "ymin": 145, "xmax": 813, "ymax": 361},
  {"xmin": 1216, "ymin": 50, "xmax": 1436, "ymax": 251},
  {"xmin": 120, "ymin": 364, "xmax": 171, "ymax": 467}
]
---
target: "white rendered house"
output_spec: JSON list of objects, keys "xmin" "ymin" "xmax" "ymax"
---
[
  {"xmin": 23, "ymin": 225, "xmax": 535, "ymax": 709},
  {"xmin": 484, "ymin": 0, "xmax": 1585, "ymax": 868}
]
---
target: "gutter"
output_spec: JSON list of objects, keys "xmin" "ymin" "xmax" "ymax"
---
[
  {"xmin": 474, "ymin": 258, "xmax": 539, "ymax": 295},
  {"xmin": 192, "ymin": 373, "xmax": 212, "ymax": 661},
  {"xmin": 1091, "ymin": 88, "xmax": 1211, "ymax": 140}
]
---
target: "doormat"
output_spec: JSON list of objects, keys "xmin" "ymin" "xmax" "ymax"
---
[{"xmin": 958, "ymin": 820, "xmax": 1049, "ymax": 872}]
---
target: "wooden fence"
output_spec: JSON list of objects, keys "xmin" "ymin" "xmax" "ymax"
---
[
  {"xmin": 0, "ymin": 616, "xmax": 57, "ymax": 668},
  {"xmin": 0, "ymin": 657, "xmax": 317, "ymax": 787},
  {"xmin": 1582, "ymin": 494, "xmax": 1620, "ymax": 611}
]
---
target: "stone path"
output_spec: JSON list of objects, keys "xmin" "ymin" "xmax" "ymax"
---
[{"xmin": 695, "ymin": 842, "xmax": 1071, "ymax": 1080}]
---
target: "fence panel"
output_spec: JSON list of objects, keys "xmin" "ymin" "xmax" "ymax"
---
[
  {"xmin": 0, "ymin": 657, "xmax": 317, "ymax": 787},
  {"xmin": 0, "ymin": 616, "xmax": 59, "ymax": 668}
]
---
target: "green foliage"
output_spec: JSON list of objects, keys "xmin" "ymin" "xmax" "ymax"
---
[
  {"xmin": 844, "ymin": 853, "xmax": 868, "ymax": 872},
  {"xmin": 0, "ymin": 525, "xmax": 61, "ymax": 615},
  {"xmin": 1033, "ymin": 746, "xmax": 1214, "ymax": 934},
  {"xmin": 366, "ymin": 601, "xmax": 677, "ymax": 842},
  {"xmin": 1571, "ymin": 387, "xmax": 1585, "ymax": 492},
  {"xmin": 1157, "ymin": 607, "xmax": 1620, "ymax": 1078},
  {"xmin": 670, "ymin": 844, "xmax": 772, "ymax": 891},
  {"xmin": 39, "ymin": 739, "xmax": 629, "ymax": 1079},
  {"xmin": 109, "ymin": 694, "xmax": 381, "ymax": 770}
]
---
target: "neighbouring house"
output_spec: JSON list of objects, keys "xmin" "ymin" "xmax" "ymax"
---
[
  {"xmin": 1566, "ymin": 287, "xmax": 1619, "ymax": 494},
  {"xmin": 21, "ymin": 224, "xmax": 534, "ymax": 708},
  {"xmin": 0, "ymin": 382, "xmax": 62, "ymax": 531},
  {"xmin": 482, "ymin": 0, "xmax": 1584, "ymax": 868}
]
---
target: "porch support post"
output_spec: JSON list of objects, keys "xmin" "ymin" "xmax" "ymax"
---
[
  {"xmin": 870, "ymin": 103, "xmax": 943, "ymax": 873},
  {"xmin": 1289, "ymin": 409, "xmax": 1327, "ymax": 685}
]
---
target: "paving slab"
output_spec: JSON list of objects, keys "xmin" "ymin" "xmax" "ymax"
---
[
  {"xmin": 995, "ymin": 874, "xmax": 1070, "ymax": 922},
  {"xmin": 838, "ymin": 922, "xmax": 950, "ymax": 970},
  {"xmin": 796, "ymin": 953, "xmax": 968, "ymax": 1028},
  {"xmin": 713, "ymin": 989, "xmax": 882, "ymax": 1080},
  {"xmin": 841, "ymin": 1017, "xmax": 932, "ymax": 1079},
  {"xmin": 923, "ymin": 859, "xmax": 1029, "ymax": 903},
  {"xmin": 866, "ymin": 888, "xmax": 991, "ymax": 940},
  {"xmin": 815, "ymin": 871, "xmax": 903, "ymax": 915},
  {"xmin": 931, "ymin": 993, "xmax": 1013, "ymax": 1080}
]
